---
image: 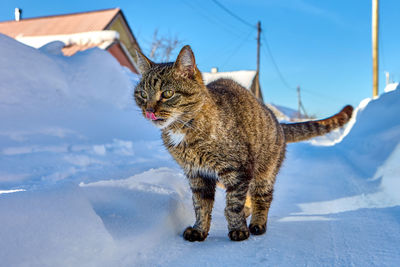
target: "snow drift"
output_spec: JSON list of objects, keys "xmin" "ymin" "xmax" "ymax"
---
[{"xmin": 0, "ymin": 34, "xmax": 399, "ymax": 266}]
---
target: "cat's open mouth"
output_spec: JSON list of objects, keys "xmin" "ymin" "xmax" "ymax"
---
[{"xmin": 145, "ymin": 111, "xmax": 166, "ymax": 123}]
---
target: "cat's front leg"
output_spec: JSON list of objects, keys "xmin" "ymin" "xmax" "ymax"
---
[{"xmin": 183, "ymin": 175, "xmax": 216, "ymax": 242}]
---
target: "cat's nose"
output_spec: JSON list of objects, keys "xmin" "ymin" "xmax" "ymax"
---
[{"xmin": 145, "ymin": 107, "xmax": 155, "ymax": 113}]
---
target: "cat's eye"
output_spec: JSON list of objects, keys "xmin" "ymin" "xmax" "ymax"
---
[
  {"xmin": 162, "ymin": 90, "xmax": 174, "ymax": 99},
  {"xmin": 140, "ymin": 91, "xmax": 147, "ymax": 99}
]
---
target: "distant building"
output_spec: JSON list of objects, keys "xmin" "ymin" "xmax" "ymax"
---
[
  {"xmin": 384, "ymin": 73, "xmax": 399, "ymax": 93},
  {"xmin": 0, "ymin": 8, "xmax": 141, "ymax": 73}
]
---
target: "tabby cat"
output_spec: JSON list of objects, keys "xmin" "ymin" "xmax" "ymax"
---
[{"xmin": 134, "ymin": 45, "xmax": 353, "ymax": 242}]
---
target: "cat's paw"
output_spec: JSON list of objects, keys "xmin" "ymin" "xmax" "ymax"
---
[
  {"xmin": 183, "ymin": 226, "xmax": 207, "ymax": 242},
  {"xmin": 249, "ymin": 223, "xmax": 266, "ymax": 235},
  {"xmin": 228, "ymin": 229, "xmax": 250, "ymax": 241}
]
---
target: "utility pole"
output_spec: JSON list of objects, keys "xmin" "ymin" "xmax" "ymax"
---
[
  {"xmin": 296, "ymin": 85, "xmax": 309, "ymax": 119},
  {"xmin": 372, "ymin": 0, "xmax": 379, "ymax": 98},
  {"xmin": 254, "ymin": 21, "xmax": 262, "ymax": 100},
  {"xmin": 257, "ymin": 21, "xmax": 261, "ymax": 77},
  {"xmin": 297, "ymin": 86, "xmax": 301, "ymax": 118}
]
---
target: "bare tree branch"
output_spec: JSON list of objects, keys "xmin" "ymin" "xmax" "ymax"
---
[{"xmin": 149, "ymin": 29, "xmax": 182, "ymax": 62}]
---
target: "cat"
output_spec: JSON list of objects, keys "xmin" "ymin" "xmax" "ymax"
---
[{"xmin": 134, "ymin": 45, "xmax": 353, "ymax": 242}]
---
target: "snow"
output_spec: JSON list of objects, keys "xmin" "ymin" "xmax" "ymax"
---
[
  {"xmin": 0, "ymin": 188, "xmax": 25, "ymax": 194},
  {"xmin": 384, "ymin": 82, "xmax": 399, "ymax": 93},
  {"xmin": 202, "ymin": 70, "xmax": 256, "ymax": 90},
  {"xmin": 16, "ymin": 30, "xmax": 119, "ymax": 50},
  {"xmin": 267, "ymin": 103, "xmax": 303, "ymax": 121},
  {"xmin": 1, "ymin": 34, "xmax": 400, "ymax": 266}
]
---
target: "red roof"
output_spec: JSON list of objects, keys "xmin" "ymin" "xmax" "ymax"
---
[{"xmin": 0, "ymin": 8, "xmax": 120, "ymax": 37}]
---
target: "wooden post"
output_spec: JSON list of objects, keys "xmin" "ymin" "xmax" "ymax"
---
[
  {"xmin": 257, "ymin": 21, "xmax": 261, "ymax": 77},
  {"xmin": 255, "ymin": 21, "xmax": 261, "ymax": 100},
  {"xmin": 372, "ymin": 0, "xmax": 379, "ymax": 97}
]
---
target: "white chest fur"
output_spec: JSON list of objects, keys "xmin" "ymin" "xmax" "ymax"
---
[{"xmin": 167, "ymin": 130, "xmax": 185, "ymax": 147}]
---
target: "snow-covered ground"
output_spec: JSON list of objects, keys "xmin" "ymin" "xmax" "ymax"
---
[{"xmin": 1, "ymin": 34, "xmax": 399, "ymax": 266}]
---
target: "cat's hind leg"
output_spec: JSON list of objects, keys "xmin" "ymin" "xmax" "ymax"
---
[
  {"xmin": 218, "ymin": 182, "xmax": 252, "ymax": 218},
  {"xmin": 249, "ymin": 143, "xmax": 284, "ymax": 236},
  {"xmin": 220, "ymin": 169, "xmax": 251, "ymax": 241},
  {"xmin": 248, "ymin": 174, "xmax": 275, "ymax": 235}
]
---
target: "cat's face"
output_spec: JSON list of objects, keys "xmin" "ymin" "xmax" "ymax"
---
[{"xmin": 134, "ymin": 46, "xmax": 204, "ymax": 129}]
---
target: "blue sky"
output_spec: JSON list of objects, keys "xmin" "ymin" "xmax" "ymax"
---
[{"xmin": 1, "ymin": 0, "xmax": 399, "ymax": 117}]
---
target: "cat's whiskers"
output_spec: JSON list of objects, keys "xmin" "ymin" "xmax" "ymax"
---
[
  {"xmin": 175, "ymin": 118, "xmax": 207, "ymax": 136},
  {"xmin": 168, "ymin": 114, "xmax": 194, "ymax": 132}
]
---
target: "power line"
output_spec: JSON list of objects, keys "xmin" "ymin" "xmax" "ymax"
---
[
  {"xmin": 301, "ymin": 87, "xmax": 347, "ymax": 103},
  {"xmin": 261, "ymin": 33, "xmax": 295, "ymax": 92},
  {"xmin": 221, "ymin": 28, "xmax": 254, "ymax": 68},
  {"xmin": 184, "ymin": 0, "xmax": 345, "ymax": 104},
  {"xmin": 210, "ymin": 0, "xmax": 256, "ymax": 29},
  {"xmin": 191, "ymin": 0, "xmax": 249, "ymax": 36},
  {"xmin": 261, "ymin": 33, "xmax": 346, "ymax": 103},
  {"xmin": 181, "ymin": 0, "xmax": 244, "ymax": 39}
]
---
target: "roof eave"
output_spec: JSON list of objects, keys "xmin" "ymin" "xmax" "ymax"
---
[{"xmin": 104, "ymin": 9, "xmax": 141, "ymax": 53}]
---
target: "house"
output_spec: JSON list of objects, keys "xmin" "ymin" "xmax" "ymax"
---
[
  {"xmin": 202, "ymin": 68, "xmax": 296, "ymax": 120},
  {"xmin": 384, "ymin": 73, "xmax": 399, "ymax": 93},
  {"xmin": 0, "ymin": 8, "xmax": 140, "ymax": 73}
]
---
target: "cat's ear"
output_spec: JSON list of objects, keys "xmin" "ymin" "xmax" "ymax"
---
[
  {"xmin": 174, "ymin": 45, "xmax": 196, "ymax": 78},
  {"xmin": 134, "ymin": 50, "xmax": 154, "ymax": 74}
]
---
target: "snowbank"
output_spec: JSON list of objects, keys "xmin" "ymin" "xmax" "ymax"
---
[
  {"xmin": 0, "ymin": 34, "xmax": 190, "ymax": 265},
  {"xmin": 0, "ymin": 34, "xmax": 399, "ymax": 266},
  {"xmin": 292, "ymin": 88, "xmax": 400, "ymax": 215},
  {"xmin": 0, "ymin": 33, "xmax": 166, "ymax": 189},
  {"xmin": 0, "ymin": 187, "xmax": 117, "ymax": 266}
]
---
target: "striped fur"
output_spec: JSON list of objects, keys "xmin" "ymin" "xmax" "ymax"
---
[
  {"xmin": 281, "ymin": 105, "xmax": 354, "ymax": 143},
  {"xmin": 134, "ymin": 45, "xmax": 353, "ymax": 242}
]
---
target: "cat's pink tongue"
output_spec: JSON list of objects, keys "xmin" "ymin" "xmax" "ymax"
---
[{"xmin": 145, "ymin": 111, "xmax": 158, "ymax": 121}]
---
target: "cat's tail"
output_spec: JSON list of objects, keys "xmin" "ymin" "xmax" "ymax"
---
[{"xmin": 281, "ymin": 105, "xmax": 354, "ymax": 143}]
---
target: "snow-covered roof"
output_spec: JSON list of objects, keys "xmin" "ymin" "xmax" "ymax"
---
[
  {"xmin": 16, "ymin": 30, "xmax": 119, "ymax": 51},
  {"xmin": 202, "ymin": 70, "xmax": 256, "ymax": 90},
  {"xmin": 384, "ymin": 82, "xmax": 399, "ymax": 93}
]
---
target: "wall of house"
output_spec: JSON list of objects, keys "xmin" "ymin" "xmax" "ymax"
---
[
  {"xmin": 107, "ymin": 15, "xmax": 138, "ymax": 61},
  {"xmin": 107, "ymin": 42, "xmax": 138, "ymax": 73}
]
